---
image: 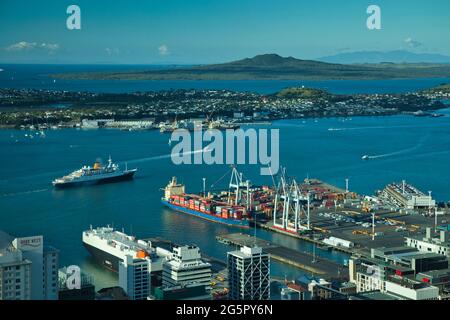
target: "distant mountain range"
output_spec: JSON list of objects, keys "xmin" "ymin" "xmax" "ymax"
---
[
  {"xmin": 319, "ymin": 50, "xmax": 450, "ymax": 64},
  {"xmin": 53, "ymin": 53, "xmax": 450, "ymax": 81}
]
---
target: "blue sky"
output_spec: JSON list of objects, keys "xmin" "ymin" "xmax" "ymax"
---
[{"xmin": 0, "ymin": 0, "xmax": 449, "ymax": 64}]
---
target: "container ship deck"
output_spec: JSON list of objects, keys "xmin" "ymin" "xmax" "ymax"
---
[{"xmin": 161, "ymin": 175, "xmax": 264, "ymax": 229}]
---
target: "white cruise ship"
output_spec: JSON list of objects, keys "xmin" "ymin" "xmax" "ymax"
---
[{"xmin": 52, "ymin": 156, "xmax": 137, "ymax": 188}]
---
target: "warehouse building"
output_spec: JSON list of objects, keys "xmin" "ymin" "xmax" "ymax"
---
[
  {"xmin": 379, "ymin": 181, "xmax": 435, "ymax": 210},
  {"xmin": 406, "ymin": 228, "xmax": 449, "ymax": 258}
]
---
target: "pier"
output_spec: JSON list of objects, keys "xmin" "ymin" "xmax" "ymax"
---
[
  {"xmin": 254, "ymin": 221, "xmax": 355, "ymax": 255},
  {"xmin": 216, "ymin": 233, "xmax": 348, "ymax": 280}
]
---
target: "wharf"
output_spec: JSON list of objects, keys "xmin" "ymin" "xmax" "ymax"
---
[
  {"xmin": 254, "ymin": 221, "xmax": 354, "ymax": 255},
  {"xmin": 216, "ymin": 233, "xmax": 348, "ymax": 280}
]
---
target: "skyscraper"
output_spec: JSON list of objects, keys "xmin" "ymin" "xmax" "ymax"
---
[
  {"xmin": 0, "ymin": 231, "xmax": 32, "ymax": 300},
  {"xmin": 0, "ymin": 231, "xmax": 59, "ymax": 300},
  {"xmin": 119, "ymin": 254, "xmax": 152, "ymax": 300},
  {"xmin": 227, "ymin": 246, "xmax": 270, "ymax": 300}
]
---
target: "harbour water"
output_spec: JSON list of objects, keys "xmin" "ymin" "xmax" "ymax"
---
[
  {"xmin": 2, "ymin": 110, "xmax": 450, "ymax": 288},
  {"xmin": 1, "ymin": 65, "xmax": 450, "ymax": 288}
]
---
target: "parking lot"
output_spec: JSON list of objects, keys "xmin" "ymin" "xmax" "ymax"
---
[{"xmin": 307, "ymin": 206, "xmax": 442, "ymax": 253}]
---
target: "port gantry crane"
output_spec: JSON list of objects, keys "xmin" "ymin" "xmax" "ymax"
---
[
  {"xmin": 227, "ymin": 166, "xmax": 251, "ymax": 210},
  {"xmin": 272, "ymin": 167, "xmax": 310, "ymax": 232}
]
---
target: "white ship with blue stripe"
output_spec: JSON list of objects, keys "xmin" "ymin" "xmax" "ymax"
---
[{"xmin": 52, "ymin": 156, "xmax": 137, "ymax": 188}]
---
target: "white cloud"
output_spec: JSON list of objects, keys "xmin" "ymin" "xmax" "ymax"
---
[
  {"xmin": 105, "ymin": 47, "xmax": 120, "ymax": 55},
  {"xmin": 158, "ymin": 44, "xmax": 170, "ymax": 56},
  {"xmin": 40, "ymin": 43, "xmax": 59, "ymax": 51},
  {"xmin": 5, "ymin": 41, "xmax": 36, "ymax": 51},
  {"xmin": 5, "ymin": 41, "xmax": 59, "ymax": 52},
  {"xmin": 404, "ymin": 37, "xmax": 422, "ymax": 48}
]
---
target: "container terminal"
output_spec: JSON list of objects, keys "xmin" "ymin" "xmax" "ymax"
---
[{"xmin": 162, "ymin": 167, "xmax": 449, "ymax": 261}]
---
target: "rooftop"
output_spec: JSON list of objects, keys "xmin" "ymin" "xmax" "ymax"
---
[
  {"xmin": 0, "ymin": 230, "xmax": 14, "ymax": 250},
  {"xmin": 417, "ymin": 268, "xmax": 450, "ymax": 278},
  {"xmin": 350, "ymin": 290, "xmax": 401, "ymax": 300},
  {"xmin": 228, "ymin": 245, "xmax": 267, "ymax": 259}
]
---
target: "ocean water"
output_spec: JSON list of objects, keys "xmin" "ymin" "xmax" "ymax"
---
[
  {"xmin": 1, "ymin": 64, "xmax": 450, "ymax": 289},
  {"xmin": 1, "ymin": 64, "xmax": 450, "ymax": 94}
]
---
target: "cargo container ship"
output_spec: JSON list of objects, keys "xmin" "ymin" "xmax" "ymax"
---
[{"xmin": 161, "ymin": 176, "xmax": 251, "ymax": 228}]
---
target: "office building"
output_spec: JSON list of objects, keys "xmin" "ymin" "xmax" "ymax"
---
[
  {"xmin": 371, "ymin": 246, "xmax": 448, "ymax": 273},
  {"xmin": 43, "ymin": 246, "xmax": 59, "ymax": 300},
  {"xmin": 162, "ymin": 245, "xmax": 211, "ymax": 288},
  {"xmin": 0, "ymin": 231, "xmax": 58, "ymax": 300},
  {"xmin": 227, "ymin": 246, "xmax": 270, "ymax": 300},
  {"xmin": 349, "ymin": 251, "xmax": 442, "ymax": 300},
  {"xmin": 0, "ymin": 231, "xmax": 32, "ymax": 300},
  {"xmin": 119, "ymin": 254, "xmax": 153, "ymax": 300},
  {"xmin": 406, "ymin": 228, "xmax": 449, "ymax": 258}
]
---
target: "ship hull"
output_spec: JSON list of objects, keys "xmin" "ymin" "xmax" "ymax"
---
[
  {"xmin": 82, "ymin": 242, "xmax": 121, "ymax": 272},
  {"xmin": 53, "ymin": 170, "xmax": 136, "ymax": 188},
  {"xmin": 161, "ymin": 199, "xmax": 250, "ymax": 229}
]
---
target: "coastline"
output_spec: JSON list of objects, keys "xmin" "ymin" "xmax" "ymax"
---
[{"xmin": 0, "ymin": 109, "xmax": 448, "ymax": 131}]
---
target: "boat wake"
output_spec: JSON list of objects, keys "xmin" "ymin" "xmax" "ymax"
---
[
  {"xmin": 364, "ymin": 135, "xmax": 429, "ymax": 160},
  {"xmin": 126, "ymin": 147, "xmax": 212, "ymax": 164},
  {"xmin": 1, "ymin": 188, "xmax": 48, "ymax": 198},
  {"xmin": 329, "ymin": 126, "xmax": 402, "ymax": 131},
  {"xmin": 328, "ymin": 123, "xmax": 450, "ymax": 132}
]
